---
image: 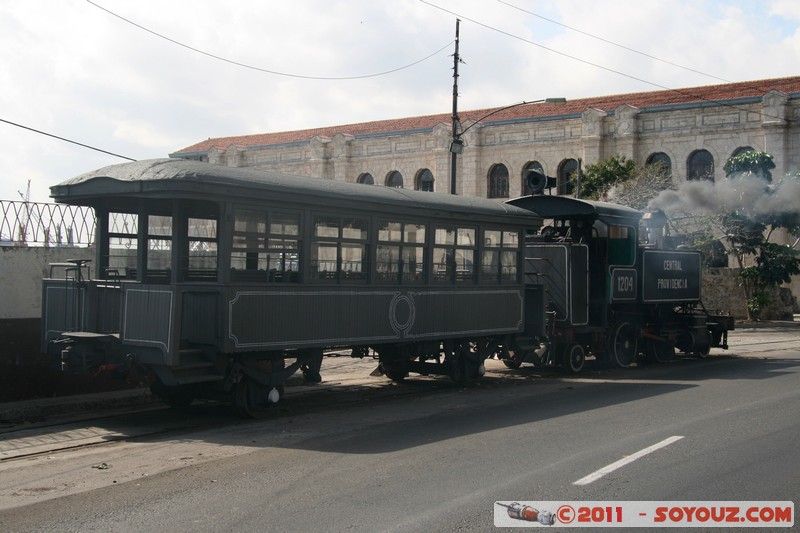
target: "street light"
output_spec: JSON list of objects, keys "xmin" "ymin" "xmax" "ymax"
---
[{"xmin": 449, "ymin": 97, "xmax": 567, "ymax": 194}]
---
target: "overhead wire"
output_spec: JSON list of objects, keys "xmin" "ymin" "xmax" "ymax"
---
[
  {"xmin": 86, "ymin": 0, "xmax": 454, "ymax": 80},
  {"xmin": 497, "ymin": 0, "xmax": 734, "ymax": 84},
  {"xmin": 419, "ymin": 0, "xmax": 794, "ymax": 124},
  {"xmin": 498, "ymin": 0, "xmax": 793, "ymax": 101},
  {"xmin": 0, "ymin": 118, "xmax": 137, "ymax": 162}
]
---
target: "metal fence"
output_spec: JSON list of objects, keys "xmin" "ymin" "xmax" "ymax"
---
[{"xmin": 0, "ymin": 200, "xmax": 96, "ymax": 246}]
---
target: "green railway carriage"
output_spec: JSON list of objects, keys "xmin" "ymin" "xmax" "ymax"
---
[{"xmin": 42, "ymin": 159, "xmax": 543, "ymax": 416}]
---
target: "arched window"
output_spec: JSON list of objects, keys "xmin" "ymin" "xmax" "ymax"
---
[
  {"xmin": 558, "ymin": 159, "xmax": 578, "ymax": 195},
  {"xmin": 687, "ymin": 150, "xmax": 715, "ymax": 181},
  {"xmin": 646, "ymin": 152, "xmax": 672, "ymax": 177},
  {"xmin": 488, "ymin": 164, "xmax": 509, "ymax": 198},
  {"xmin": 522, "ymin": 161, "xmax": 544, "ymax": 196},
  {"xmin": 415, "ymin": 169, "xmax": 434, "ymax": 192},
  {"xmin": 357, "ymin": 173, "xmax": 374, "ymax": 185},
  {"xmin": 731, "ymin": 146, "xmax": 754, "ymax": 158},
  {"xmin": 386, "ymin": 171, "xmax": 404, "ymax": 188}
]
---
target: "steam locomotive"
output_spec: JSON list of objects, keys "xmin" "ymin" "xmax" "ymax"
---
[
  {"xmin": 501, "ymin": 191, "xmax": 733, "ymax": 372},
  {"xmin": 41, "ymin": 159, "xmax": 732, "ymax": 416}
]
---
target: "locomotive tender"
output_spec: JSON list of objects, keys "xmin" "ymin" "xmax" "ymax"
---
[{"xmin": 41, "ymin": 159, "xmax": 731, "ymax": 416}]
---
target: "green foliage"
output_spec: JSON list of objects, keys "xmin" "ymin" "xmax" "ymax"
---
[
  {"xmin": 723, "ymin": 150, "xmax": 776, "ymax": 182},
  {"xmin": 578, "ymin": 155, "xmax": 637, "ymax": 199}
]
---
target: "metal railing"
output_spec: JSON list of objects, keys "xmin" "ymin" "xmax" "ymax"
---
[{"xmin": 0, "ymin": 200, "xmax": 96, "ymax": 246}]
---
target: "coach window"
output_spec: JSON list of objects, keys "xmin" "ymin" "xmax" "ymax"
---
[
  {"xmin": 107, "ymin": 211, "xmax": 138, "ymax": 279},
  {"xmin": 186, "ymin": 217, "xmax": 218, "ymax": 281},
  {"xmin": 146, "ymin": 215, "xmax": 172, "ymax": 283},
  {"xmin": 231, "ymin": 208, "xmax": 266, "ymax": 281},
  {"xmin": 311, "ymin": 215, "xmax": 369, "ymax": 282},
  {"xmin": 377, "ymin": 221, "xmax": 426, "ymax": 283},
  {"xmin": 268, "ymin": 212, "xmax": 300, "ymax": 282},
  {"xmin": 433, "ymin": 226, "xmax": 475, "ymax": 283},
  {"xmin": 481, "ymin": 229, "xmax": 520, "ymax": 283}
]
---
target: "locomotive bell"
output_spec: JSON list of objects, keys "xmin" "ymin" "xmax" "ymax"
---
[{"xmin": 643, "ymin": 209, "xmax": 668, "ymax": 248}]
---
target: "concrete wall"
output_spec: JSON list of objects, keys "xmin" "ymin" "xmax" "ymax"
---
[
  {"xmin": 0, "ymin": 245, "xmax": 94, "ymax": 362},
  {"xmin": 0, "ymin": 245, "xmax": 95, "ymax": 320}
]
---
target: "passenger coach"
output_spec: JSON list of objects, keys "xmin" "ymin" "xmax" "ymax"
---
[{"xmin": 41, "ymin": 159, "xmax": 543, "ymax": 416}]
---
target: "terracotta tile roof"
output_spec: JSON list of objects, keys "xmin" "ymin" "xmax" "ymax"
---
[{"xmin": 173, "ymin": 76, "xmax": 800, "ymax": 155}]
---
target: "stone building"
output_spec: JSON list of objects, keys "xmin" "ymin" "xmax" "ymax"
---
[{"xmin": 172, "ymin": 76, "xmax": 799, "ymax": 200}]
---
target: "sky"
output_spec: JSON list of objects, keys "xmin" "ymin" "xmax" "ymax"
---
[{"xmin": 1, "ymin": 0, "xmax": 799, "ymax": 203}]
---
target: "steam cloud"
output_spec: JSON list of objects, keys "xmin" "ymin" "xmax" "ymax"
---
[{"xmin": 648, "ymin": 175, "xmax": 800, "ymax": 222}]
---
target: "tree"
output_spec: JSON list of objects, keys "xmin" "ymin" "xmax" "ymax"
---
[
  {"xmin": 605, "ymin": 161, "xmax": 674, "ymax": 211},
  {"xmin": 723, "ymin": 150, "xmax": 776, "ymax": 183},
  {"xmin": 578, "ymin": 155, "xmax": 637, "ymax": 199},
  {"xmin": 722, "ymin": 152, "xmax": 799, "ymax": 319}
]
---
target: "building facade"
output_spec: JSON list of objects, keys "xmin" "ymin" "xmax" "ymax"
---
[{"xmin": 172, "ymin": 77, "xmax": 800, "ymax": 200}]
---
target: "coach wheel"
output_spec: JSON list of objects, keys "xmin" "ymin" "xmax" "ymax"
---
[
  {"xmin": 379, "ymin": 360, "xmax": 408, "ymax": 382},
  {"xmin": 647, "ymin": 339, "xmax": 675, "ymax": 363},
  {"xmin": 235, "ymin": 376, "xmax": 283, "ymax": 419},
  {"xmin": 562, "ymin": 343, "xmax": 586, "ymax": 374},
  {"xmin": 150, "ymin": 381, "xmax": 195, "ymax": 409},
  {"xmin": 450, "ymin": 342, "xmax": 482, "ymax": 387},
  {"xmin": 608, "ymin": 321, "xmax": 638, "ymax": 368}
]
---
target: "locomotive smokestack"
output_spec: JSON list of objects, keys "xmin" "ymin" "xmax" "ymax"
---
[{"xmin": 642, "ymin": 209, "xmax": 668, "ymax": 248}]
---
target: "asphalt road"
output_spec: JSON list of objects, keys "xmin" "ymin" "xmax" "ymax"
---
[{"xmin": 0, "ymin": 324, "xmax": 798, "ymax": 532}]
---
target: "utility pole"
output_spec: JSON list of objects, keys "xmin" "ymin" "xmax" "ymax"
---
[{"xmin": 450, "ymin": 19, "xmax": 461, "ymax": 195}]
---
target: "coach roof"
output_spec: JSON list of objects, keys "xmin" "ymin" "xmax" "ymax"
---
[{"xmin": 51, "ymin": 158, "xmax": 540, "ymax": 221}]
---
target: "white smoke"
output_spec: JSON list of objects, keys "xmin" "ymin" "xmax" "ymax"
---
[{"xmin": 648, "ymin": 174, "xmax": 800, "ymax": 223}]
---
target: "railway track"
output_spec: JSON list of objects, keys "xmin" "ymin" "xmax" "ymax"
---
[{"xmin": 0, "ymin": 357, "xmax": 534, "ymax": 462}]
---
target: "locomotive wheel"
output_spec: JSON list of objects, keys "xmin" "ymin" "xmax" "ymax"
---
[
  {"xmin": 235, "ymin": 376, "xmax": 283, "ymax": 418},
  {"xmin": 502, "ymin": 358, "xmax": 522, "ymax": 369},
  {"xmin": 608, "ymin": 321, "xmax": 638, "ymax": 368},
  {"xmin": 562, "ymin": 343, "xmax": 586, "ymax": 374},
  {"xmin": 647, "ymin": 339, "xmax": 675, "ymax": 363}
]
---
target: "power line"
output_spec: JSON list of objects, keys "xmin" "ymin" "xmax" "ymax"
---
[
  {"xmin": 0, "ymin": 118, "xmax": 137, "ymax": 161},
  {"xmin": 419, "ymin": 0, "xmax": 794, "ymax": 124},
  {"xmin": 497, "ymin": 0, "xmax": 733, "ymax": 84},
  {"xmin": 87, "ymin": 0, "xmax": 453, "ymax": 80}
]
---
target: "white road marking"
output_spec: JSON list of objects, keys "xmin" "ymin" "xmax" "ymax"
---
[{"xmin": 574, "ymin": 435, "xmax": 685, "ymax": 486}]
